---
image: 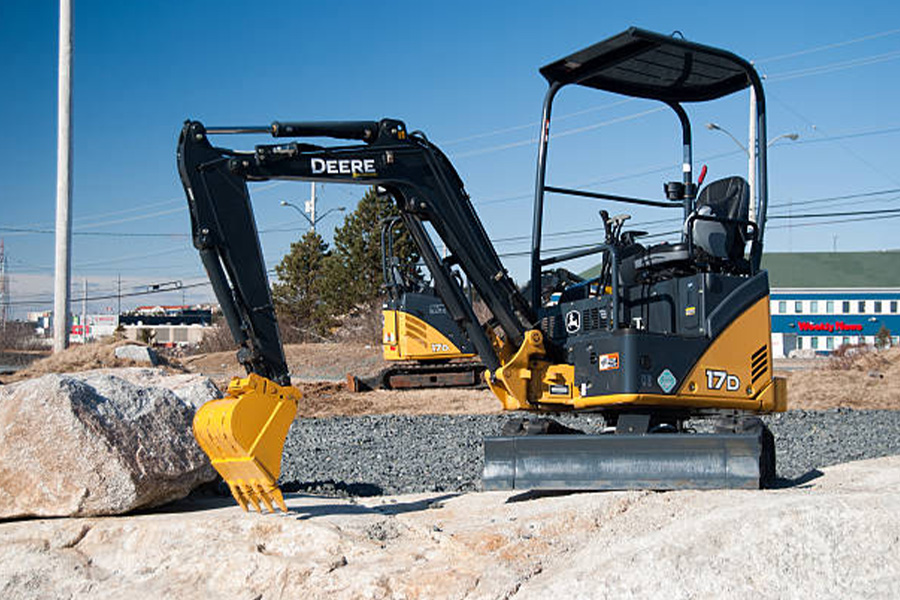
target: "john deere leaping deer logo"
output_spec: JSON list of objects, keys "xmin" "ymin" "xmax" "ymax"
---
[{"xmin": 565, "ymin": 310, "xmax": 581, "ymax": 333}]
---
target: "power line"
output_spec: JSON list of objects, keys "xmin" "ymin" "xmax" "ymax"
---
[
  {"xmin": 764, "ymin": 49, "xmax": 900, "ymax": 82},
  {"xmin": 769, "ymin": 92, "xmax": 900, "ymax": 187},
  {"xmin": 755, "ymin": 27, "xmax": 900, "ymax": 64},
  {"xmin": 450, "ymin": 107, "xmax": 666, "ymax": 160},
  {"xmin": 769, "ymin": 207, "xmax": 900, "ymax": 219}
]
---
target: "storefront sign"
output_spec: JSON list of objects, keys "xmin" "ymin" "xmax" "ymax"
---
[{"xmin": 797, "ymin": 321, "xmax": 863, "ymax": 333}]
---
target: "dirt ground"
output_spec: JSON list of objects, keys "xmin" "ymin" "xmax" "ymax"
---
[
  {"xmin": 776, "ymin": 346, "xmax": 900, "ymax": 410},
  {"xmin": 3, "ymin": 340, "xmax": 898, "ymax": 415},
  {"xmin": 179, "ymin": 342, "xmax": 501, "ymax": 417}
]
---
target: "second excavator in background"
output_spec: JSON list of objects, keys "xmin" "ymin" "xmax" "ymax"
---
[{"xmin": 347, "ymin": 216, "xmax": 485, "ymax": 391}]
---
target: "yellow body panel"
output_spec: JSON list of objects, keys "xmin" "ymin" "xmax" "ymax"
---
[
  {"xmin": 192, "ymin": 373, "xmax": 300, "ymax": 512},
  {"xmin": 382, "ymin": 309, "xmax": 475, "ymax": 361},
  {"xmin": 486, "ymin": 296, "xmax": 787, "ymax": 414}
]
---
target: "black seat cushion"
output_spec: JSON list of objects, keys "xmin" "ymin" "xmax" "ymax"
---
[
  {"xmin": 692, "ymin": 176, "xmax": 750, "ymax": 261},
  {"xmin": 635, "ymin": 242, "xmax": 690, "ymax": 271}
]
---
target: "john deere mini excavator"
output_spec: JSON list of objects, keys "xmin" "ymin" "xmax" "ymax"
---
[
  {"xmin": 179, "ymin": 28, "xmax": 786, "ymax": 512},
  {"xmin": 348, "ymin": 216, "xmax": 485, "ymax": 391}
]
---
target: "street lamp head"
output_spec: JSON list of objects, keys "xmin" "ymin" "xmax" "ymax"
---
[
  {"xmin": 280, "ymin": 200, "xmax": 289, "ymax": 206},
  {"xmin": 338, "ymin": 206, "xmax": 346, "ymax": 212},
  {"xmin": 706, "ymin": 122, "xmax": 721, "ymax": 131},
  {"xmin": 786, "ymin": 133, "xmax": 799, "ymax": 141}
]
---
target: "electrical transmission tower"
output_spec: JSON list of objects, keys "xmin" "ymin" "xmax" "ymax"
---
[{"xmin": 0, "ymin": 239, "xmax": 9, "ymax": 328}]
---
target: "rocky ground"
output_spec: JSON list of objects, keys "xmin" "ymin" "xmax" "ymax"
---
[{"xmin": 1, "ymin": 456, "xmax": 898, "ymax": 599}]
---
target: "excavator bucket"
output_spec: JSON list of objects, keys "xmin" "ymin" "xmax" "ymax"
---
[{"xmin": 192, "ymin": 373, "xmax": 300, "ymax": 512}]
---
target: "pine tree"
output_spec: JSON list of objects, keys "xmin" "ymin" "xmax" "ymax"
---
[
  {"xmin": 320, "ymin": 187, "xmax": 420, "ymax": 317},
  {"xmin": 272, "ymin": 229, "xmax": 332, "ymax": 341}
]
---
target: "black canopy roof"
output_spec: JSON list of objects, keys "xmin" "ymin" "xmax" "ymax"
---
[{"xmin": 540, "ymin": 27, "xmax": 757, "ymax": 103}]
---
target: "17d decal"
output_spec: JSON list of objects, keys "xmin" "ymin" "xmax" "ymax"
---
[{"xmin": 705, "ymin": 369, "xmax": 741, "ymax": 392}]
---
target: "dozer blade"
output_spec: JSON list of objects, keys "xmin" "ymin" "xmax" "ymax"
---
[
  {"xmin": 193, "ymin": 373, "xmax": 300, "ymax": 512},
  {"xmin": 484, "ymin": 430, "xmax": 773, "ymax": 491}
]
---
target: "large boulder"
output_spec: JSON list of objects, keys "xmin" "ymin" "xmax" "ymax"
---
[{"xmin": 0, "ymin": 368, "xmax": 219, "ymax": 519}]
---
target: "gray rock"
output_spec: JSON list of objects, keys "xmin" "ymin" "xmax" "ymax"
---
[
  {"xmin": 0, "ymin": 370, "xmax": 219, "ymax": 519},
  {"xmin": 114, "ymin": 344, "xmax": 158, "ymax": 365}
]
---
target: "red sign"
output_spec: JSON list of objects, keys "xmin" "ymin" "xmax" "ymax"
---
[{"xmin": 798, "ymin": 321, "xmax": 863, "ymax": 333}]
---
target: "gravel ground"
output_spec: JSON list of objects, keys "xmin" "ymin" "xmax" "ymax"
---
[{"xmin": 279, "ymin": 409, "xmax": 900, "ymax": 495}]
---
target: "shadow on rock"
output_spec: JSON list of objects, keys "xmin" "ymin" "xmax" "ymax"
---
[
  {"xmin": 771, "ymin": 469, "xmax": 825, "ymax": 489},
  {"xmin": 288, "ymin": 492, "xmax": 460, "ymax": 520}
]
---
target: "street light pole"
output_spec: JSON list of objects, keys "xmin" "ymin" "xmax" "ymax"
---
[
  {"xmin": 280, "ymin": 200, "xmax": 345, "ymax": 232},
  {"xmin": 305, "ymin": 183, "xmax": 316, "ymax": 232},
  {"xmin": 706, "ymin": 121, "xmax": 798, "ymax": 224},
  {"xmin": 53, "ymin": 0, "xmax": 73, "ymax": 352}
]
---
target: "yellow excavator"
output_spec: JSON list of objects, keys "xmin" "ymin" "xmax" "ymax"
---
[
  {"xmin": 178, "ymin": 28, "xmax": 786, "ymax": 512},
  {"xmin": 347, "ymin": 216, "xmax": 485, "ymax": 391}
]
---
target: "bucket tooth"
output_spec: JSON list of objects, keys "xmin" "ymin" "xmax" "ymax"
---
[
  {"xmin": 255, "ymin": 483, "xmax": 275, "ymax": 512},
  {"xmin": 228, "ymin": 482, "xmax": 249, "ymax": 512},
  {"xmin": 271, "ymin": 488, "xmax": 288, "ymax": 512},
  {"xmin": 244, "ymin": 485, "xmax": 262, "ymax": 512}
]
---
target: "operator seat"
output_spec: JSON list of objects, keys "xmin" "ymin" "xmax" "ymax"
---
[
  {"xmin": 634, "ymin": 176, "xmax": 751, "ymax": 275},
  {"xmin": 690, "ymin": 176, "xmax": 750, "ymax": 263}
]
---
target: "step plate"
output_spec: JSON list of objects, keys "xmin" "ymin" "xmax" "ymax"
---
[{"xmin": 483, "ymin": 433, "xmax": 764, "ymax": 491}]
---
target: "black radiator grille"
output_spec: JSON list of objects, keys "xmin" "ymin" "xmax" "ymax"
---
[
  {"xmin": 582, "ymin": 307, "xmax": 608, "ymax": 331},
  {"xmin": 751, "ymin": 344, "xmax": 768, "ymax": 384}
]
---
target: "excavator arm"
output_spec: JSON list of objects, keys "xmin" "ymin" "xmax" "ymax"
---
[
  {"xmin": 177, "ymin": 118, "xmax": 544, "ymax": 510},
  {"xmin": 179, "ymin": 119, "xmax": 539, "ymax": 375}
]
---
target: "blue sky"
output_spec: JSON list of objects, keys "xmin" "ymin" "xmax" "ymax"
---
[{"xmin": 1, "ymin": 0, "xmax": 898, "ymax": 317}]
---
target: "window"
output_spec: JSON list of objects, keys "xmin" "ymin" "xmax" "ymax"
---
[
  {"xmin": 811, "ymin": 337, "xmax": 819, "ymax": 350},
  {"xmin": 842, "ymin": 336, "xmax": 850, "ymax": 347},
  {"xmin": 874, "ymin": 301, "xmax": 882, "ymax": 313},
  {"xmin": 795, "ymin": 301, "xmax": 803, "ymax": 313},
  {"xmin": 892, "ymin": 301, "xmax": 898, "ymax": 313},
  {"xmin": 826, "ymin": 301, "xmax": 834, "ymax": 313},
  {"xmin": 858, "ymin": 300, "xmax": 866, "ymax": 313},
  {"xmin": 810, "ymin": 300, "xmax": 819, "ymax": 313},
  {"xmin": 843, "ymin": 301, "xmax": 850, "ymax": 313},
  {"xmin": 778, "ymin": 301, "xmax": 786, "ymax": 314},
  {"xmin": 797, "ymin": 337, "xmax": 803, "ymax": 349},
  {"xmin": 826, "ymin": 337, "xmax": 834, "ymax": 350}
]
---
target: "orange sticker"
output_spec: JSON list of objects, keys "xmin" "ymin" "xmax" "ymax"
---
[{"xmin": 598, "ymin": 352, "xmax": 620, "ymax": 371}]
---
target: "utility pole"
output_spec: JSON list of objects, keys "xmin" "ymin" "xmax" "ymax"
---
[
  {"xmin": 117, "ymin": 273, "xmax": 121, "ymax": 315},
  {"xmin": 0, "ymin": 239, "xmax": 9, "ymax": 330},
  {"xmin": 53, "ymin": 0, "xmax": 73, "ymax": 352},
  {"xmin": 304, "ymin": 183, "xmax": 317, "ymax": 232},
  {"xmin": 81, "ymin": 277, "xmax": 87, "ymax": 343}
]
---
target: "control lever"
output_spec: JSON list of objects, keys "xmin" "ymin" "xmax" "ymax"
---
[
  {"xmin": 599, "ymin": 210, "xmax": 613, "ymax": 243},
  {"xmin": 697, "ymin": 164, "xmax": 708, "ymax": 186}
]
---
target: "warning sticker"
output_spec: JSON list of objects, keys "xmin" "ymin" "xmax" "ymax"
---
[{"xmin": 598, "ymin": 352, "xmax": 620, "ymax": 371}]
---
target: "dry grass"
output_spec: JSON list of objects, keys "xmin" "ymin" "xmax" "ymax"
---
[
  {"xmin": 783, "ymin": 347, "xmax": 899, "ymax": 410},
  {"xmin": 2, "ymin": 338, "xmax": 186, "ymax": 384}
]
